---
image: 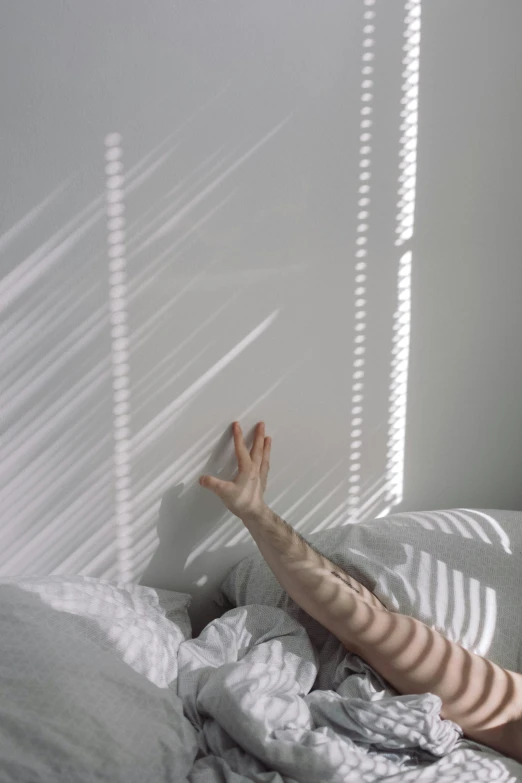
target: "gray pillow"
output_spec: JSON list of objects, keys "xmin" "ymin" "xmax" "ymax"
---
[
  {"xmin": 0, "ymin": 585, "xmax": 197, "ymax": 783},
  {"xmin": 218, "ymin": 508, "xmax": 522, "ymax": 674},
  {"xmin": 0, "ymin": 576, "xmax": 191, "ymax": 688}
]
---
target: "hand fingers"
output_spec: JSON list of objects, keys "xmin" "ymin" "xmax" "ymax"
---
[
  {"xmin": 233, "ymin": 421, "xmax": 251, "ymax": 471},
  {"xmin": 250, "ymin": 421, "xmax": 265, "ymax": 467},
  {"xmin": 260, "ymin": 436, "xmax": 271, "ymax": 481}
]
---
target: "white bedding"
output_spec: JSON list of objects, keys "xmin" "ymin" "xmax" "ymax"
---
[
  {"xmin": 0, "ymin": 574, "xmax": 191, "ymax": 687},
  {"xmin": 180, "ymin": 604, "xmax": 522, "ymax": 782},
  {"xmin": 1, "ymin": 575, "xmax": 521, "ymax": 781}
]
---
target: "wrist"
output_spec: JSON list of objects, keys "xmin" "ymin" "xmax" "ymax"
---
[{"xmin": 241, "ymin": 503, "xmax": 273, "ymax": 528}]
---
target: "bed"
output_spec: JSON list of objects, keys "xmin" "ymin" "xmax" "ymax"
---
[{"xmin": 1, "ymin": 508, "xmax": 521, "ymax": 782}]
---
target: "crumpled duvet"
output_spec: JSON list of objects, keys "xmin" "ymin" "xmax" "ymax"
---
[{"xmin": 177, "ymin": 605, "xmax": 522, "ymax": 783}]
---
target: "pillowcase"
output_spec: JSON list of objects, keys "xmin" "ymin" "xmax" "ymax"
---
[
  {"xmin": 218, "ymin": 508, "xmax": 522, "ymax": 674},
  {"xmin": 0, "ymin": 575, "xmax": 192, "ymax": 688},
  {"xmin": 0, "ymin": 584, "xmax": 197, "ymax": 783}
]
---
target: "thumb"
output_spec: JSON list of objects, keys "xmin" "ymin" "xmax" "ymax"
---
[{"xmin": 199, "ymin": 475, "xmax": 225, "ymax": 494}]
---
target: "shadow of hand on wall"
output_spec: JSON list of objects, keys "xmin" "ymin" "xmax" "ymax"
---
[{"xmin": 139, "ymin": 425, "xmax": 254, "ymax": 635}]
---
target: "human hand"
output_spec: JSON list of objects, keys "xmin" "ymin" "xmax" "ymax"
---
[{"xmin": 199, "ymin": 421, "xmax": 271, "ymax": 519}]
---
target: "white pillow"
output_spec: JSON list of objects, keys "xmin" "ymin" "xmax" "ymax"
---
[
  {"xmin": 0, "ymin": 575, "xmax": 192, "ymax": 688},
  {"xmin": 218, "ymin": 509, "xmax": 522, "ymax": 674}
]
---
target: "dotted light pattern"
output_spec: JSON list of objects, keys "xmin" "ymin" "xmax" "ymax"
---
[
  {"xmin": 396, "ymin": 0, "xmax": 421, "ymax": 248},
  {"xmin": 386, "ymin": 250, "xmax": 412, "ymax": 505},
  {"xmin": 347, "ymin": 0, "xmax": 376, "ymax": 522},
  {"xmin": 104, "ymin": 133, "xmax": 134, "ymax": 581},
  {"xmin": 386, "ymin": 0, "xmax": 421, "ymax": 505}
]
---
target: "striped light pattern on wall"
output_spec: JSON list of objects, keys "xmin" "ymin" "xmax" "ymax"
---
[
  {"xmin": 347, "ymin": 0, "xmax": 377, "ymax": 522},
  {"xmin": 385, "ymin": 0, "xmax": 421, "ymax": 508}
]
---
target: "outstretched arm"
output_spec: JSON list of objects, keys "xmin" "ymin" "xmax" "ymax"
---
[
  {"xmin": 242, "ymin": 501, "xmax": 522, "ymax": 761},
  {"xmin": 200, "ymin": 421, "xmax": 522, "ymax": 762}
]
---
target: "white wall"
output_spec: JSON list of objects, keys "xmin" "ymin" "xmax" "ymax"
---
[
  {"xmin": 0, "ymin": 1, "xmax": 520, "ymax": 631},
  {"xmin": 397, "ymin": 0, "xmax": 522, "ymax": 515}
]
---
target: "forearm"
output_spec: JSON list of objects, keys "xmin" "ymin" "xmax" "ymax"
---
[
  {"xmin": 241, "ymin": 505, "xmax": 386, "ymax": 635},
  {"xmin": 241, "ymin": 505, "xmax": 522, "ymax": 761}
]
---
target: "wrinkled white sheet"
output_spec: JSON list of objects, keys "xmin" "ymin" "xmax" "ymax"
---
[{"xmin": 178, "ymin": 605, "xmax": 522, "ymax": 783}]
